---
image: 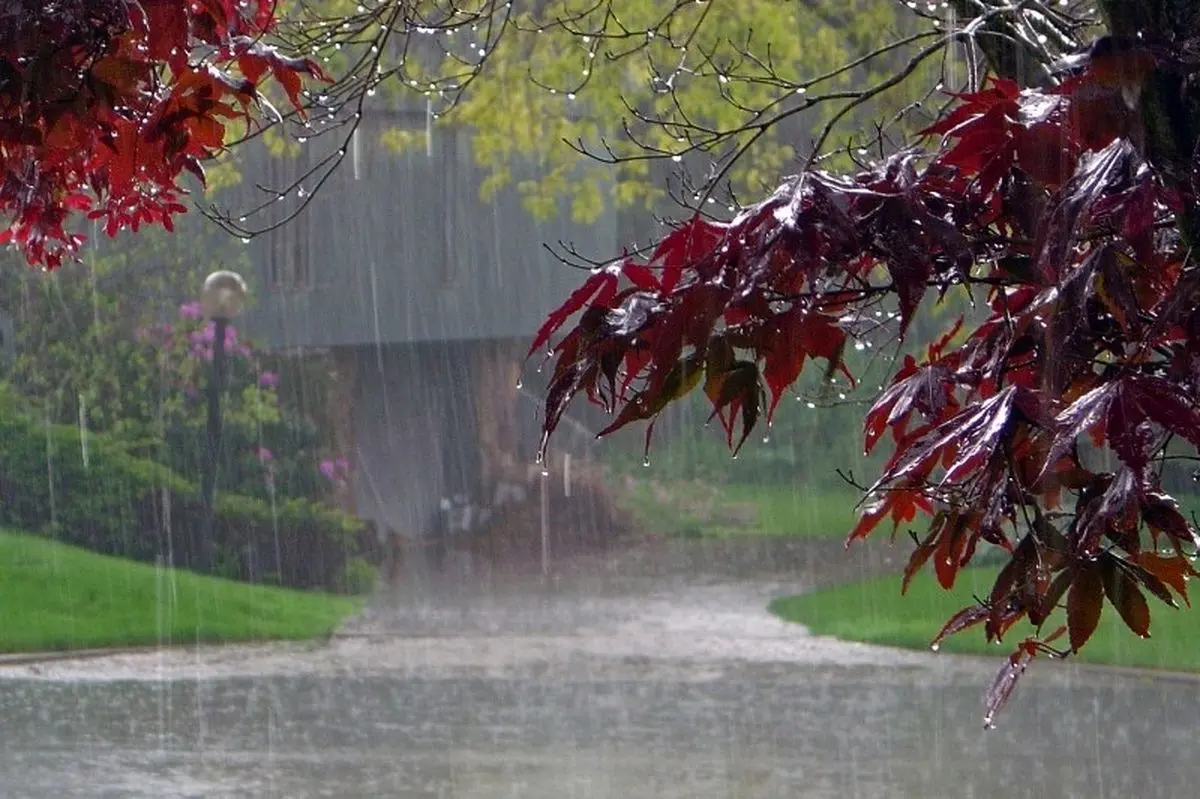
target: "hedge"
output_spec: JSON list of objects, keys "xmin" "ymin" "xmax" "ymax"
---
[{"xmin": 0, "ymin": 387, "xmax": 374, "ymax": 593}]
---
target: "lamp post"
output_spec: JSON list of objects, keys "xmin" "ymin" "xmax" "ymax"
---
[{"xmin": 198, "ymin": 270, "xmax": 248, "ymax": 572}]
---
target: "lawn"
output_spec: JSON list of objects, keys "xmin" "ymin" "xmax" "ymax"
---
[
  {"xmin": 618, "ymin": 480, "xmax": 860, "ymax": 539},
  {"xmin": 0, "ymin": 530, "xmax": 364, "ymax": 653},
  {"xmin": 770, "ymin": 566, "xmax": 1200, "ymax": 672}
]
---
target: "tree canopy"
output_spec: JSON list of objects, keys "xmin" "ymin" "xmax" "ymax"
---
[
  {"xmin": 368, "ymin": 0, "xmax": 908, "ymax": 221},
  {"xmin": 1, "ymin": 0, "xmax": 920, "ymax": 257}
]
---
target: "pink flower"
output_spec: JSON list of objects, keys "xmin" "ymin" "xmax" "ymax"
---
[
  {"xmin": 179, "ymin": 301, "xmax": 204, "ymax": 319},
  {"xmin": 189, "ymin": 340, "xmax": 212, "ymax": 361},
  {"xmin": 258, "ymin": 371, "xmax": 280, "ymax": 388},
  {"xmin": 319, "ymin": 456, "xmax": 351, "ymax": 484},
  {"xmin": 186, "ymin": 323, "xmax": 242, "ymax": 361}
]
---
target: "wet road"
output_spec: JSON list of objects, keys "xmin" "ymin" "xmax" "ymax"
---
[{"xmin": 0, "ymin": 553, "xmax": 1197, "ymax": 798}]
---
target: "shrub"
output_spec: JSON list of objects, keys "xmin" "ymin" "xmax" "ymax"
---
[
  {"xmin": 0, "ymin": 385, "xmax": 369, "ymax": 592},
  {"xmin": 337, "ymin": 557, "xmax": 380, "ymax": 595},
  {"xmin": 0, "ymin": 245, "xmax": 346, "ymax": 508}
]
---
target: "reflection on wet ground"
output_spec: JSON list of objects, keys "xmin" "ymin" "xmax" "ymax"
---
[{"xmin": 0, "ymin": 544, "xmax": 1195, "ymax": 798}]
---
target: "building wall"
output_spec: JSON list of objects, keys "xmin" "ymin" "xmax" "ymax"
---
[{"xmin": 236, "ymin": 114, "xmax": 621, "ymax": 349}]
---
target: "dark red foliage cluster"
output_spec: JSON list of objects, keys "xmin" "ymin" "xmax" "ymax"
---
[
  {"xmin": 0, "ymin": 0, "xmax": 326, "ymax": 268},
  {"xmin": 534, "ymin": 46, "xmax": 1200, "ymax": 722}
]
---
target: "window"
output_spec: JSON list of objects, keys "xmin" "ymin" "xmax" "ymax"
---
[{"xmin": 264, "ymin": 151, "xmax": 311, "ymax": 292}]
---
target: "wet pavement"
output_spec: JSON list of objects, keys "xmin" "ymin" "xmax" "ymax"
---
[{"xmin": 0, "ymin": 543, "xmax": 1197, "ymax": 797}]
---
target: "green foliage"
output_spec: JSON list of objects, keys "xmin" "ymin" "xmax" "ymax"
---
[
  {"xmin": 337, "ymin": 557, "xmax": 380, "ymax": 595},
  {"xmin": 373, "ymin": 0, "xmax": 921, "ymax": 221},
  {"xmin": 0, "ymin": 529, "xmax": 362, "ymax": 653},
  {"xmin": 0, "ymin": 385, "xmax": 370, "ymax": 591},
  {"xmin": 0, "ymin": 218, "xmax": 338, "ymax": 505},
  {"xmin": 616, "ymin": 480, "xmax": 860, "ymax": 539}
]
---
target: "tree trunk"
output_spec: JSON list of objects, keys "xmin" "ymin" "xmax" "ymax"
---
[
  {"xmin": 958, "ymin": 1, "xmax": 1200, "ymax": 250},
  {"xmin": 1100, "ymin": 0, "xmax": 1200, "ymax": 248}
]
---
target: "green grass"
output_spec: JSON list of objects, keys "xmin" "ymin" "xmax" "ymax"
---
[
  {"xmin": 618, "ymin": 480, "xmax": 859, "ymax": 539},
  {"xmin": 770, "ymin": 566, "xmax": 1200, "ymax": 672},
  {"xmin": 0, "ymin": 530, "xmax": 364, "ymax": 653}
]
